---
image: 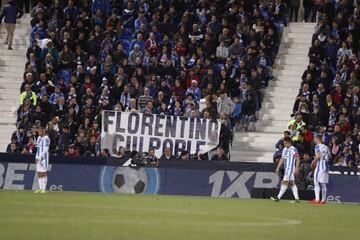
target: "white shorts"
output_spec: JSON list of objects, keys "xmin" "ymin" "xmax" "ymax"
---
[
  {"xmin": 36, "ymin": 159, "xmax": 48, "ymax": 172},
  {"xmin": 314, "ymin": 169, "xmax": 329, "ymax": 184},
  {"xmin": 283, "ymin": 170, "xmax": 295, "ymax": 182}
]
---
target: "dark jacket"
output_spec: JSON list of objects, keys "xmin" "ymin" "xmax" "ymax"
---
[{"xmin": 0, "ymin": 0, "xmax": 23, "ymax": 24}]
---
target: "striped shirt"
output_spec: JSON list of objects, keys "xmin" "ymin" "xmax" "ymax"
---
[
  {"xmin": 282, "ymin": 146, "xmax": 298, "ymax": 175},
  {"xmin": 36, "ymin": 135, "xmax": 50, "ymax": 163},
  {"xmin": 315, "ymin": 143, "xmax": 330, "ymax": 172}
]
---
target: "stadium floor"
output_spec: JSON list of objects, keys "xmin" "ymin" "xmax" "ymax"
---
[{"xmin": 0, "ymin": 190, "xmax": 359, "ymax": 240}]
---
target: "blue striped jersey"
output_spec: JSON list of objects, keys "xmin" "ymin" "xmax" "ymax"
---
[
  {"xmin": 36, "ymin": 136, "xmax": 50, "ymax": 162},
  {"xmin": 282, "ymin": 146, "xmax": 298, "ymax": 174},
  {"xmin": 315, "ymin": 143, "xmax": 330, "ymax": 172}
]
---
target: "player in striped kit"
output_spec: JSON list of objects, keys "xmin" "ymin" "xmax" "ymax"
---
[
  {"xmin": 34, "ymin": 126, "xmax": 50, "ymax": 194},
  {"xmin": 271, "ymin": 137, "xmax": 300, "ymax": 203},
  {"xmin": 311, "ymin": 135, "xmax": 330, "ymax": 204}
]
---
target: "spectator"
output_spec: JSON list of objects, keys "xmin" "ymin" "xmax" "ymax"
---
[
  {"xmin": 57, "ymin": 124, "xmax": 73, "ymax": 155},
  {"xmin": 6, "ymin": 142, "xmax": 19, "ymax": 153},
  {"xmin": 20, "ymin": 84, "xmax": 37, "ymax": 106},
  {"xmin": 211, "ymin": 147, "xmax": 228, "ymax": 161},
  {"xmin": 147, "ymin": 148, "xmax": 159, "ymax": 167},
  {"xmin": 179, "ymin": 151, "xmax": 189, "ymax": 161},
  {"xmin": 91, "ymin": 0, "xmax": 109, "ymax": 15},
  {"xmin": 217, "ymin": 91, "xmax": 235, "ymax": 116},
  {"xmin": 0, "ymin": 0, "xmax": 23, "ymax": 50},
  {"xmin": 160, "ymin": 147, "xmax": 175, "ymax": 161},
  {"xmin": 100, "ymin": 148, "xmax": 110, "ymax": 157},
  {"xmin": 240, "ymin": 94, "xmax": 256, "ymax": 131},
  {"xmin": 65, "ymin": 144, "xmax": 79, "ymax": 157}
]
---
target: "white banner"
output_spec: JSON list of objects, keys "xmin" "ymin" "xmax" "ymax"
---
[{"xmin": 101, "ymin": 111, "xmax": 221, "ymax": 158}]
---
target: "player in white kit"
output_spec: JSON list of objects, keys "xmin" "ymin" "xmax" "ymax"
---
[
  {"xmin": 311, "ymin": 135, "xmax": 330, "ymax": 204},
  {"xmin": 34, "ymin": 126, "xmax": 50, "ymax": 194},
  {"xmin": 271, "ymin": 137, "xmax": 300, "ymax": 203}
]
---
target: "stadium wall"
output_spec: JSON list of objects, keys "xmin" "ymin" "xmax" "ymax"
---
[{"xmin": 0, "ymin": 154, "xmax": 359, "ymax": 203}]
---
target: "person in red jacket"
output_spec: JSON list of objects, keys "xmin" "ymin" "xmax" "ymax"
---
[
  {"xmin": 65, "ymin": 144, "xmax": 79, "ymax": 157},
  {"xmin": 185, "ymin": 68, "xmax": 200, "ymax": 88},
  {"xmin": 145, "ymin": 32, "xmax": 158, "ymax": 56},
  {"xmin": 175, "ymin": 38, "xmax": 187, "ymax": 56},
  {"xmin": 171, "ymin": 79, "xmax": 185, "ymax": 101}
]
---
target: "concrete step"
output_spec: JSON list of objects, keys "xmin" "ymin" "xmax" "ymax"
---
[
  {"xmin": 0, "ymin": 71, "xmax": 25, "ymax": 78},
  {"xmin": 276, "ymin": 63, "xmax": 307, "ymax": 71},
  {"xmin": 277, "ymin": 58, "xmax": 308, "ymax": 65},
  {"xmin": 0, "ymin": 99, "xmax": 20, "ymax": 105},
  {"xmin": 283, "ymin": 32, "xmax": 312, "ymax": 40},
  {"xmin": 263, "ymin": 93, "xmax": 296, "ymax": 101},
  {"xmin": 255, "ymin": 125, "xmax": 287, "ymax": 133},
  {"xmin": 260, "ymin": 108, "xmax": 292, "ymax": 116},
  {"xmin": 0, "ymin": 94, "xmax": 20, "ymax": 101},
  {"xmin": 0, "ymin": 43, "xmax": 27, "ymax": 50},
  {"xmin": 0, "ymin": 59, "xmax": 26, "ymax": 67},
  {"xmin": 233, "ymin": 133, "xmax": 280, "ymax": 144},
  {"xmin": 265, "ymin": 91, "xmax": 298, "ymax": 98},
  {"xmin": 278, "ymin": 48, "xmax": 310, "ymax": 55},
  {"xmin": 282, "ymin": 37, "xmax": 312, "ymax": 43},
  {"xmin": 0, "ymin": 116, "xmax": 17, "ymax": 124},
  {"xmin": 0, "ymin": 49, "xmax": 27, "ymax": 56},
  {"xmin": 275, "ymin": 71, "xmax": 305, "ymax": 77},
  {"xmin": 287, "ymin": 23, "xmax": 316, "ymax": 28},
  {"xmin": 232, "ymin": 142, "xmax": 275, "ymax": 151},
  {"xmin": 283, "ymin": 28, "xmax": 315, "ymax": 33},
  {"xmin": 231, "ymin": 143, "xmax": 276, "ymax": 152},
  {"xmin": 267, "ymin": 86, "xmax": 300, "ymax": 92},
  {"xmin": 269, "ymin": 81, "xmax": 301, "ymax": 88},
  {"xmin": 257, "ymin": 119, "xmax": 288, "ymax": 127},
  {"xmin": 275, "ymin": 77, "xmax": 302, "ymax": 83},
  {"xmin": 230, "ymin": 153, "xmax": 273, "ymax": 163},
  {"xmin": 261, "ymin": 106, "xmax": 293, "ymax": 113},
  {"xmin": 230, "ymin": 150, "xmax": 276, "ymax": 158},
  {"xmin": 0, "ymin": 107, "xmax": 18, "ymax": 114},
  {"xmin": 280, "ymin": 42, "xmax": 311, "ymax": 49},
  {"xmin": 0, "ymin": 85, "xmax": 22, "ymax": 91},
  {"xmin": 276, "ymin": 55, "xmax": 308, "ymax": 61},
  {"xmin": 0, "ymin": 25, "xmax": 31, "ymax": 31},
  {"xmin": 0, "ymin": 34, "xmax": 31, "ymax": 42},
  {"xmin": 262, "ymin": 101, "xmax": 294, "ymax": 109},
  {"xmin": 260, "ymin": 113, "xmax": 292, "ymax": 121}
]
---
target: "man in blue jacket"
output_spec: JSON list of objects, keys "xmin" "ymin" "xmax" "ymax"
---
[
  {"xmin": 0, "ymin": 0, "xmax": 23, "ymax": 50},
  {"xmin": 91, "ymin": 0, "xmax": 110, "ymax": 15}
]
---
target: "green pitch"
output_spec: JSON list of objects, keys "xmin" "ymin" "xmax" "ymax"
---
[{"xmin": 0, "ymin": 190, "xmax": 359, "ymax": 240}]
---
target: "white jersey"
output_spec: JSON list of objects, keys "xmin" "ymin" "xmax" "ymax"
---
[
  {"xmin": 282, "ymin": 146, "xmax": 298, "ymax": 181},
  {"xmin": 314, "ymin": 143, "xmax": 330, "ymax": 183},
  {"xmin": 35, "ymin": 135, "xmax": 50, "ymax": 172}
]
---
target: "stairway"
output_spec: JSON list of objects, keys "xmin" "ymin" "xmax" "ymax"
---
[
  {"xmin": 0, "ymin": 14, "xmax": 31, "ymax": 151},
  {"xmin": 231, "ymin": 22, "xmax": 316, "ymax": 163}
]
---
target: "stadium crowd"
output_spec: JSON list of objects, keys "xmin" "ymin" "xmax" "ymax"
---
[
  {"xmin": 274, "ymin": 0, "xmax": 360, "ymax": 188},
  {"xmin": 5, "ymin": 0, "xmax": 291, "ymax": 159}
]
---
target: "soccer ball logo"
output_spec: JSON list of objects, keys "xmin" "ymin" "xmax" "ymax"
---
[{"xmin": 112, "ymin": 167, "xmax": 148, "ymax": 194}]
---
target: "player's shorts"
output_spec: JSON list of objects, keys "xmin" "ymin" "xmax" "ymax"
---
[
  {"xmin": 36, "ymin": 159, "xmax": 48, "ymax": 172},
  {"xmin": 314, "ymin": 169, "xmax": 329, "ymax": 184},
  {"xmin": 282, "ymin": 169, "xmax": 295, "ymax": 182}
]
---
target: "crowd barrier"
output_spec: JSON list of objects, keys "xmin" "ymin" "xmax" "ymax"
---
[{"xmin": 0, "ymin": 153, "xmax": 359, "ymax": 203}]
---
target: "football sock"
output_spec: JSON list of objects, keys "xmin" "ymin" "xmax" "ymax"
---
[
  {"xmin": 277, "ymin": 184, "xmax": 287, "ymax": 199},
  {"xmin": 43, "ymin": 176, "xmax": 48, "ymax": 190},
  {"xmin": 291, "ymin": 184, "xmax": 299, "ymax": 200},
  {"xmin": 38, "ymin": 177, "xmax": 43, "ymax": 190},
  {"xmin": 314, "ymin": 181, "xmax": 320, "ymax": 201},
  {"xmin": 321, "ymin": 183, "xmax": 327, "ymax": 202}
]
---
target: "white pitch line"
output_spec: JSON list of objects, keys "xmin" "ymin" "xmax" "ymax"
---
[{"xmin": 0, "ymin": 201, "xmax": 302, "ymax": 227}]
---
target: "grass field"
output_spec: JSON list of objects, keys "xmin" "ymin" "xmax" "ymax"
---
[{"xmin": 0, "ymin": 190, "xmax": 359, "ymax": 240}]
